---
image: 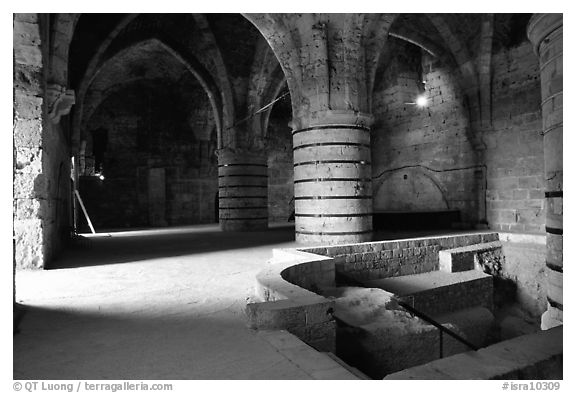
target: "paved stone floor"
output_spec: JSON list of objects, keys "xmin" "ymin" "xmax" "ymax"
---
[
  {"xmin": 13, "ymin": 223, "xmax": 461, "ymax": 380},
  {"xmin": 14, "ymin": 224, "xmax": 317, "ymax": 379}
]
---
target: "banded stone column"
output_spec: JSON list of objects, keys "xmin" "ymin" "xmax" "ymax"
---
[
  {"xmin": 217, "ymin": 148, "xmax": 268, "ymax": 231},
  {"xmin": 527, "ymin": 14, "xmax": 563, "ymax": 330},
  {"xmin": 293, "ymin": 111, "xmax": 373, "ymax": 244}
]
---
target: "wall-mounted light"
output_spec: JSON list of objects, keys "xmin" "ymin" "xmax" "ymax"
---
[
  {"xmin": 416, "ymin": 95, "xmax": 428, "ymax": 107},
  {"xmin": 99, "ymin": 174, "xmax": 105, "ymax": 181}
]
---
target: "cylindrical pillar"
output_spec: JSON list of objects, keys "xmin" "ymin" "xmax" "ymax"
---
[
  {"xmin": 217, "ymin": 149, "xmax": 268, "ymax": 231},
  {"xmin": 527, "ymin": 13, "xmax": 563, "ymax": 330},
  {"xmin": 292, "ymin": 111, "xmax": 373, "ymax": 244}
]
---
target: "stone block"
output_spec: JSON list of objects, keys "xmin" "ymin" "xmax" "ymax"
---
[
  {"xmin": 13, "ymin": 172, "xmax": 45, "ymax": 198},
  {"xmin": 14, "ymin": 198, "xmax": 42, "ymax": 220},
  {"xmin": 14, "ymin": 218, "xmax": 44, "ymax": 269},
  {"xmin": 15, "ymin": 147, "xmax": 43, "ymax": 174},
  {"xmin": 14, "ymin": 119, "xmax": 43, "ymax": 148},
  {"xmin": 245, "ymin": 300, "xmax": 306, "ymax": 330},
  {"xmin": 287, "ymin": 320, "xmax": 336, "ymax": 353},
  {"xmin": 439, "ymin": 241, "xmax": 502, "ymax": 273}
]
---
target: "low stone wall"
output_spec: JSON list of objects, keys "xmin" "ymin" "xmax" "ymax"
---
[
  {"xmin": 384, "ymin": 325, "xmax": 562, "ymax": 380},
  {"xmin": 246, "ymin": 249, "xmax": 336, "ymax": 352},
  {"xmin": 397, "ymin": 273, "xmax": 493, "ymax": 316},
  {"xmin": 498, "ymin": 233, "xmax": 547, "ymax": 319},
  {"xmin": 302, "ymin": 233, "xmax": 499, "ymax": 282},
  {"xmin": 439, "ymin": 241, "xmax": 503, "ymax": 272},
  {"xmin": 247, "ymin": 231, "xmax": 544, "ymax": 357}
]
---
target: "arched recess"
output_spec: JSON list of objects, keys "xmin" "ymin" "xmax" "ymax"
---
[
  {"xmin": 68, "ymin": 13, "xmax": 235, "ymax": 153},
  {"xmin": 76, "ymin": 37, "xmax": 219, "ymax": 229},
  {"xmin": 373, "ymin": 168, "xmax": 450, "ymax": 212},
  {"xmin": 77, "ymin": 38, "xmax": 223, "ymax": 148},
  {"xmin": 370, "ymin": 14, "xmax": 486, "ymax": 227}
]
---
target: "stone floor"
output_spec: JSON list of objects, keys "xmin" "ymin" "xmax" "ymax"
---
[
  {"xmin": 14, "ymin": 224, "xmax": 309, "ymax": 379},
  {"xmin": 13, "ymin": 223, "xmax": 463, "ymax": 380}
]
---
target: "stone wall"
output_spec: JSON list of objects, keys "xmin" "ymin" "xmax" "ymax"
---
[
  {"xmin": 385, "ymin": 325, "xmax": 562, "ymax": 380},
  {"xmin": 78, "ymin": 78, "xmax": 217, "ymax": 230},
  {"xmin": 14, "ymin": 14, "xmax": 72, "ymax": 268},
  {"xmin": 247, "ymin": 249, "xmax": 336, "ymax": 352},
  {"xmin": 371, "ymin": 38, "xmax": 544, "ymax": 233},
  {"xmin": 498, "ymin": 233, "xmax": 547, "ymax": 319},
  {"xmin": 304, "ymin": 233, "xmax": 499, "ymax": 282},
  {"xmin": 484, "ymin": 42, "xmax": 544, "ymax": 233},
  {"xmin": 371, "ymin": 39, "xmax": 478, "ymax": 225}
]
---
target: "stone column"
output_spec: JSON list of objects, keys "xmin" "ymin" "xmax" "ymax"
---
[
  {"xmin": 527, "ymin": 13, "xmax": 563, "ymax": 330},
  {"xmin": 217, "ymin": 148, "xmax": 268, "ymax": 231},
  {"xmin": 244, "ymin": 14, "xmax": 395, "ymax": 244},
  {"xmin": 293, "ymin": 110, "xmax": 373, "ymax": 244}
]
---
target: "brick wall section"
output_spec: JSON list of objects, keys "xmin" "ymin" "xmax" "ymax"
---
[
  {"xmin": 302, "ymin": 233, "xmax": 499, "ymax": 282},
  {"xmin": 485, "ymin": 42, "xmax": 544, "ymax": 233},
  {"xmin": 371, "ymin": 39, "xmax": 479, "ymax": 224}
]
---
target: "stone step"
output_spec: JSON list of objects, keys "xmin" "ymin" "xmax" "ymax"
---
[
  {"xmin": 257, "ymin": 330, "xmax": 359, "ymax": 380},
  {"xmin": 439, "ymin": 241, "xmax": 502, "ymax": 273},
  {"xmin": 324, "ymin": 351, "xmax": 372, "ymax": 379},
  {"xmin": 362, "ymin": 270, "xmax": 493, "ymax": 316}
]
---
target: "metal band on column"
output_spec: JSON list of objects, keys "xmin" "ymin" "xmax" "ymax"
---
[
  {"xmin": 292, "ymin": 115, "xmax": 373, "ymax": 244},
  {"xmin": 217, "ymin": 150, "xmax": 268, "ymax": 231}
]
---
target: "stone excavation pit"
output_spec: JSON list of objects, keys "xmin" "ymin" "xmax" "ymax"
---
[{"xmin": 246, "ymin": 233, "xmax": 562, "ymax": 379}]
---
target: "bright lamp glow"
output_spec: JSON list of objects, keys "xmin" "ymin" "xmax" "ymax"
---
[
  {"xmin": 416, "ymin": 95, "xmax": 428, "ymax": 107},
  {"xmin": 99, "ymin": 174, "xmax": 105, "ymax": 181}
]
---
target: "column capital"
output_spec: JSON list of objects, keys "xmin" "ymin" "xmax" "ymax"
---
[
  {"xmin": 527, "ymin": 14, "xmax": 563, "ymax": 55},
  {"xmin": 291, "ymin": 110, "xmax": 374, "ymax": 131},
  {"xmin": 46, "ymin": 83, "xmax": 75, "ymax": 124}
]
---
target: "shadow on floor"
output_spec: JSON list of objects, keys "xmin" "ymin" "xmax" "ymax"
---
[
  {"xmin": 50, "ymin": 224, "xmax": 296, "ymax": 269},
  {"xmin": 13, "ymin": 304, "xmax": 274, "ymax": 380}
]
